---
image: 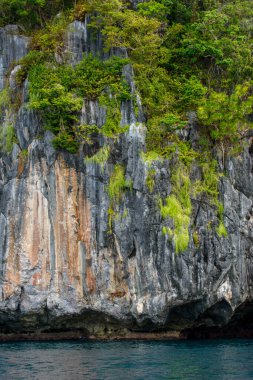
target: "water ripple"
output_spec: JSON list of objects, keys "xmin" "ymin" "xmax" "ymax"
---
[{"xmin": 0, "ymin": 339, "xmax": 253, "ymax": 379}]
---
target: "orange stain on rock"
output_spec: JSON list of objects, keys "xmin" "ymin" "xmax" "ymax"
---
[
  {"xmin": 3, "ymin": 157, "xmax": 95, "ymax": 300},
  {"xmin": 3, "ymin": 217, "xmax": 20, "ymax": 299},
  {"xmin": 53, "ymin": 158, "xmax": 95, "ymax": 296}
]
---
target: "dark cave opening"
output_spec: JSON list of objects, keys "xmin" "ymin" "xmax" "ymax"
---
[{"xmin": 181, "ymin": 300, "xmax": 253, "ymax": 339}]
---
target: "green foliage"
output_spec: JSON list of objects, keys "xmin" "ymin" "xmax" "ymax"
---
[
  {"xmin": 101, "ymin": 112, "xmax": 124, "ymax": 137},
  {"xmin": 193, "ymin": 160, "xmax": 220, "ymax": 201},
  {"xmin": 178, "ymin": 76, "xmax": 207, "ymax": 111},
  {"xmin": 28, "ymin": 63, "xmax": 82, "ymax": 135},
  {"xmin": 15, "ymin": 51, "xmax": 49, "ymax": 86},
  {"xmin": 146, "ymin": 168, "xmax": 156, "ymax": 192},
  {"xmin": 198, "ymin": 82, "xmax": 253, "ymax": 143},
  {"xmin": 8, "ymin": 8, "xmax": 132, "ymax": 154},
  {"xmin": 5, "ymin": 0, "xmax": 251, "ymax": 154},
  {"xmin": 0, "ymin": 0, "xmax": 246, "ymax": 246},
  {"xmin": 137, "ymin": 0, "xmax": 173, "ymax": 21},
  {"xmin": 201, "ymin": 161, "xmax": 220, "ymax": 200},
  {"xmin": 216, "ymin": 201, "xmax": 224, "ymax": 220},
  {"xmin": 73, "ymin": 55, "xmax": 130, "ymax": 99},
  {"xmin": 135, "ymin": 0, "xmax": 253, "ymax": 150},
  {"xmin": 171, "ymin": 163, "xmax": 192, "ymax": 213},
  {"xmin": 134, "ymin": 65, "xmax": 176, "ymax": 120},
  {"xmin": 0, "ymin": 86, "xmax": 18, "ymax": 153},
  {"xmin": 21, "ymin": 148, "xmax": 28, "ymax": 158},
  {"xmin": 85, "ymin": 145, "xmax": 110, "ymax": 170},
  {"xmin": 215, "ymin": 199, "xmax": 227, "ymax": 238},
  {"xmin": 0, "ymin": 0, "xmax": 74, "ymax": 29},
  {"xmin": 0, "ymin": 87, "xmax": 11, "ymax": 110},
  {"xmin": 107, "ymin": 163, "xmax": 133, "ymax": 234},
  {"xmin": 108, "ymin": 164, "xmax": 127, "ymax": 203},
  {"xmin": 142, "ymin": 152, "xmax": 161, "ymax": 193},
  {"xmin": 52, "ymin": 131, "xmax": 79, "ymax": 153},
  {"xmin": 99, "ymin": 94, "xmax": 128, "ymax": 138},
  {"xmin": 30, "ymin": 13, "xmax": 70, "ymax": 55},
  {"xmin": 71, "ymin": 3, "xmax": 87, "ymax": 21},
  {"xmin": 75, "ymin": 124, "xmax": 99, "ymax": 144},
  {"xmin": 160, "ymin": 157, "xmax": 226, "ymax": 252},
  {"xmin": 160, "ymin": 194, "xmax": 182, "ymax": 219},
  {"xmin": 0, "ymin": 124, "xmax": 17, "ymax": 153},
  {"xmin": 160, "ymin": 164, "xmax": 191, "ymax": 253},
  {"xmin": 6, "ymin": 125, "xmax": 17, "ymax": 153},
  {"xmin": 174, "ymin": 228, "xmax": 190, "ymax": 254},
  {"xmin": 107, "ymin": 162, "xmax": 133, "ymax": 232},
  {"xmin": 161, "ymin": 114, "xmax": 188, "ymax": 131},
  {"xmin": 2, "ymin": 0, "xmax": 253, "ymax": 152},
  {"xmin": 92, "ymin": 4, "xmax": 162, "ymax": 64},
  {"xmin": 165, "ymin": 1, "xmax": 253, "ymax": 90},
  {"xmin": 193, "ymin": 230, "xmax": 200, "ymax": 247},
  {"xmin": 146, "ymin": 115, "xmax": 189, "ymax": 156},
  {"xmin": 217, "ymin": 221, "xmax": 227, "ymax": 238},
  {"xmin": 108, "ymin": 207, "xmax": 115, "ymax": 233},
  {"xmin": 141, "ymin": 151, "xmax": 162, "ymax": 166},
  {"xmin": 26, "ymin": 53, "xmax": 131, "ymax": 152},
  {"xmin": 160, "ymin": 195, "xmax": 190, "ymax": 254}
]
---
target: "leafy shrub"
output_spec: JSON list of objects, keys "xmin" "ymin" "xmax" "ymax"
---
[
  {"xmin": 6, "ymin": 125, "xmax": 17, "ymax": 153},
  {"xmin": 0, "ymin": 0, "xmax": 74, "ymax": 29},
  {"xmin": 26, "ymin": 54, "xmax": 131, "ymax": 152},
  {"xmin": 137, "ymin": 0, "xmax": 173, "ymax": 21},
  {"xmin": 193, "ymin": 231, "xmax": 200, "ymax": 247},
  {"xmin": 146, "ymin": 168, "xmax": 156, "ymax": 192},
  {"xmin": 160, "ymin": 164, "xmax": 191, "ymax": 253},
  {"xmin": 160, "ymin": 195, "xmax": 190, "ymax": 254},
  {"xmin": 52, "ymin": 131, "xmax": 79, "ymax": 153},
  {"xmin": 85, "ymin": 145, "xmax": 110, "ymax": 170},
  {"xmin": 198, "ymin": 82, "xmax": 253, "ymax": 143},
  {"xmin": 75, "ymin": 124, "xmax": 99, "ymax": 144},
  {"xmin": 217, "ymin": 221, "xmax": 227, "ymax": 238},
  {"xmin": 142, "ymin": 151, "xmax": 162, "ymax": 166},
  {"xmin": 30, "ymin": 14, "xmax": 70, "ymax": 55},
  {"xmin": 108, "ymin": 164, "xmax": 127, "ymax": 203},
  {"xmin": 0, "ymin": 124, "xmax": 17, "ymax": 153}
]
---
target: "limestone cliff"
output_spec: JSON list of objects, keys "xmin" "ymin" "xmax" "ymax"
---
[{"xmin": 0, "ymin": 20, "xmax": 253, "ymax": 339}]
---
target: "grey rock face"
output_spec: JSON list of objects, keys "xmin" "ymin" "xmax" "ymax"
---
[
  {"xmin": 0, "ymin": 26, "xmax": 29, "ymax": 91},
  {"xmin": 0, "ymin": 21, "xmax": 252, "ymax": 338}
]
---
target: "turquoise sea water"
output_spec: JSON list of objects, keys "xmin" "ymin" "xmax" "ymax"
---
[{"xmin": 0, "ymin": 339, "xmax": 253, "ymax": 379}]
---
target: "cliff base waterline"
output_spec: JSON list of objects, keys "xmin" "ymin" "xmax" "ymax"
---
[{"xmin": 1, "ymin": 302, "xmax": 253, "ymax": 341}]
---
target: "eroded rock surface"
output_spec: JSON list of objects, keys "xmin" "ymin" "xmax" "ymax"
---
[{"xmin": 0, "ymin": 22, "xmax": 253, "ymax": 339}]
